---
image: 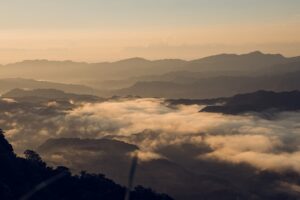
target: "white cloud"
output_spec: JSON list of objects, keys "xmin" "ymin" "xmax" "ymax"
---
[{"xmin": 2, "ymin": 98, "xmax": 300, "ymax": 173}]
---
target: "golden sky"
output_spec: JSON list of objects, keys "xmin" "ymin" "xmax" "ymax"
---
[{"xmin": 0, "ymin": 0, "xmax": 299, "ymax": 63}]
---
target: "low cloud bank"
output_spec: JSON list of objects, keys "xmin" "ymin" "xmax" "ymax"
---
[{"xmin": 1, "ymin": 98, "xmax": 300, "ymax": 173}]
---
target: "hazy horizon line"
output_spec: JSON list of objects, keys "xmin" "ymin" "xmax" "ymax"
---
[{"xmin": 1, "ymin": 50, "xmax": 298, "ymax": 65}]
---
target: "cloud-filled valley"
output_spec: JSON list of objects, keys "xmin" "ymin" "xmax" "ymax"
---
[
  {"xmin": 1, "ymin": 52, "xmax": 300, "ymax": 199},
  {"xmin": 1, "ymin": 94, "xmax": 300, "ymax": 199},
  {"xmin": 1, "ymin": 0, "xmax": 300, "ymax": 198},
  {"xmin": 2, "ymin": 97, "xmax": 300, "ymax": 171},
  {"xmin": 56, "ymin": 99, "xmax": 300, "ymax": 172}
]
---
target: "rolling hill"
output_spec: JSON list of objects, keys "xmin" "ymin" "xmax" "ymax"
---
[{"xmin": 0, "ymin": 78, "xmax": 98, "ymax": 95}]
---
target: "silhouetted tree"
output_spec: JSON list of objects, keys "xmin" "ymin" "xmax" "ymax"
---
[
  {"xmin": 24, "ymin": 150, "xmax": 46, "ymax": 167},
  {"xmin": 0, "ymin": 129, "xmax": 14, "ymax": 155}
]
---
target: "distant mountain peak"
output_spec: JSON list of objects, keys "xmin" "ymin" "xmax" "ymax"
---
[
  {"xmin": 247, "ymin": 50, "xmax": 263, "ymax": 55},
  {"xmin": 115, "ymin": 57, "xmax": 150, "ymax": 63},
  {"xmin": 245, "ymin": 51, "xmax": 284, "ymax": 58}
]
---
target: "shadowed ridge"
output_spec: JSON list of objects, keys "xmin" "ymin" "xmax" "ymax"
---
[{"xmin": 201, "ymin": 90, "xmax": 300, "ymax": 114}]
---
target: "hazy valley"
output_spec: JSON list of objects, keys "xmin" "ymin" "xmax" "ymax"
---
[{"xmin": 1, "ymin": 51, "xmax": 300, "ymax": 199}]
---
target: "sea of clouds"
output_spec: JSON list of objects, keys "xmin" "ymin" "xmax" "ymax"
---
[{"xmin": 2, "ymin": 97, "xmax": 300, "ymax": 173}]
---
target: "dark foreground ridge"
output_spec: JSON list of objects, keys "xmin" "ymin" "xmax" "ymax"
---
[
  {"xmin": 201, "ymin": 90, "xmax": 300, "ymax": 114},
  {"xmin": 0, "ymin": 129, "xmax": 173, "ymax": 200}
]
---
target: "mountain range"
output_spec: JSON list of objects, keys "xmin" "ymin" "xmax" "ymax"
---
[{"xmin": 1, "ymin": 51, "xmax": 300, "ymax": 99}]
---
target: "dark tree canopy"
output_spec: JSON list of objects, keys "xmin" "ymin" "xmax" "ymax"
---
[{"xmin": 0, "ymin": 129, "xmax": 14, "ymax": 156}]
